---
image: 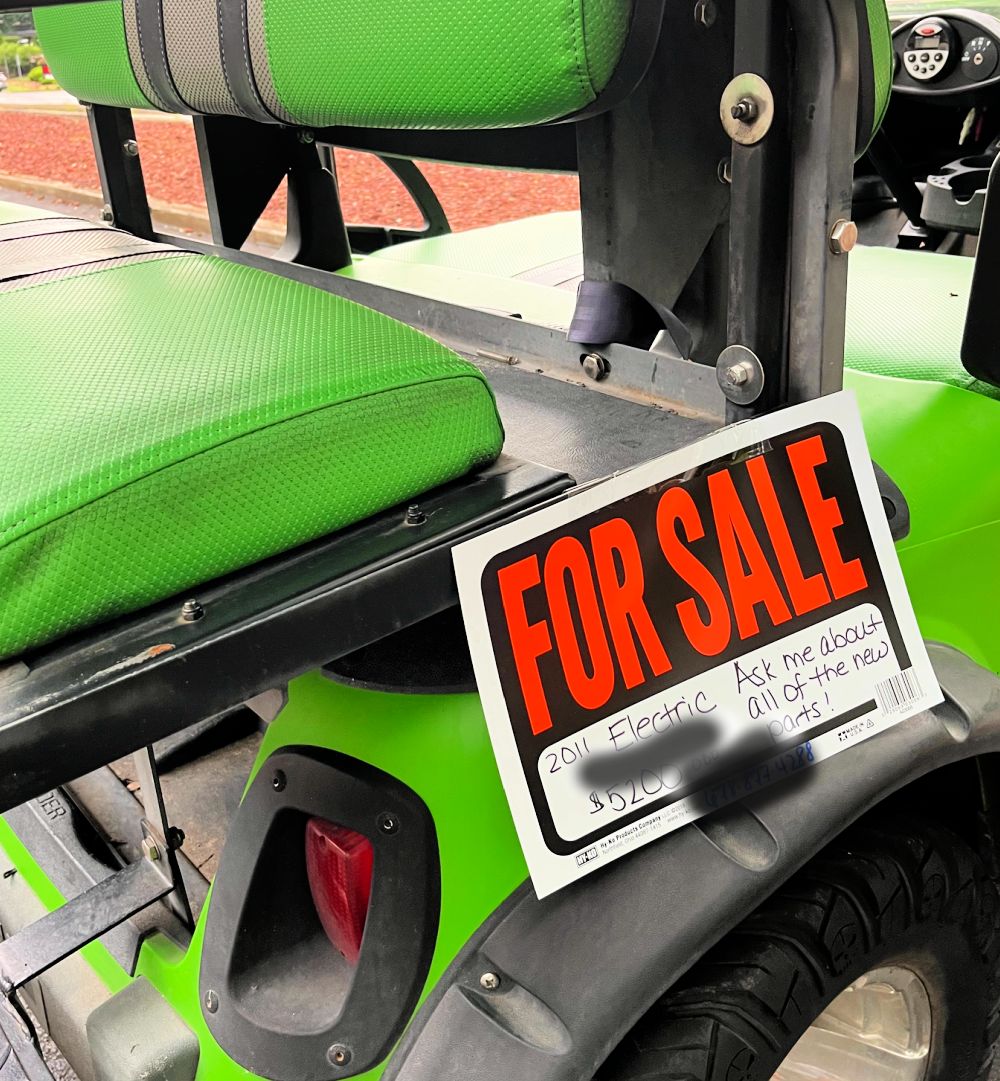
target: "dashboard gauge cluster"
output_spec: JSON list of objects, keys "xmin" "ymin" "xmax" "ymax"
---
[{"xmin": 893, "ymin": 10, "xmax": 1000, "ymax": 97}]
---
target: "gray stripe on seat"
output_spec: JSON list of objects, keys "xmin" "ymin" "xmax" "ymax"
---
[
  {"xmin": 122, "ymin": 0, "xmax": 169, "ymax": 110},
  {"xmin": 0, "ymin": 219, "xmax": 108, "ymax": 242},
  {"xmin": 216, "ymin": 0, "xmax": 283, "ymax": 123},
  {"xmin": 245, "ymin": 0, "xmax": 294, "ymax": 123},
  {"xmin": 162, "ymin": 0, "xmax": 242, "ymax": 114},
  {"xmin": 0, "ymin": 243, "xmax": 180, "ymax": 282},
  {"xmin": 134, "ymin": 0, "xmax": 192, "ymax": 114},
  {"xmin": 0, "ymin": 251, "xmax": 191, "ymax": 293}
]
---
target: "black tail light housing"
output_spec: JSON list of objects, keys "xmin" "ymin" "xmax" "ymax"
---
[{"xmin": 199, "ymin": 746, "xmax": 440, "ymax": 1079}]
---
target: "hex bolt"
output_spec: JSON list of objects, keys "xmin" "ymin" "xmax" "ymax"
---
[
  {"xmin": 141, "ymin": 836, "xmax": 160, "ymax": 862},
  {"xmin": 377, "ymin": 811, "xmax": 400, "ymax": 835},
  {"xmin": 99, "ymin": 205, "xmax": 114, "ymax": 223},
  {"xmin": 327, "ymin": 1044, "xmax": 352, "ymax": 1067},
  {"xmin": 694, "ymin": 0, "xmax": 717, "ymax": 26},
  {"xmin": 180, "ymin": 598, "xmax": 204, "ymax": 622},
  {"xmin": 123, "ymin": 139, "xmax": 139, "ymax": 157},
  {"xmin": 829, "ymin": 218, "xmax": 859, "ymax": 255},
  {"xmin": 730, "ymin": 97, "xmax": 759, "ymax": 123},
  {"xmin": 725, "ymin": 363, "xmax": 750, "ymax": 387},
  {"xmin": 581, "ymin": 353, "xmax": 610, "ymax": 381},
  {"xmin": 205, "ymin": 990, "xmax": 219, "ymax": 1014},
  {"xmin": 717, "ymin": 157, "xmax": 732, "ymax": 184},
  {"xmin": 272, "ymin": 769, "xmax": 287, "ymax": 792},
  {"xmin": 480, "ymin": 972, "xmax": 501, "ymax": 991},
  {"xmin": 404, "ymin": 503, "xmax": 426, "ymax": 526}
]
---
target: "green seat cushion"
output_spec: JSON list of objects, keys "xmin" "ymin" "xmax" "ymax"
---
[
  {"xmin": 844, "ymin": 244, "xmax": 999, "ymax": 398},
  {"xmin": 0, "ymin": 247, "xmax": 503, "ymax": 661}
]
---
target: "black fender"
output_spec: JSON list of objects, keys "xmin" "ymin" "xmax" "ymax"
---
[{"xmin": 383, "ymin": 641, "xmax": 1000, "ymax": 1080}]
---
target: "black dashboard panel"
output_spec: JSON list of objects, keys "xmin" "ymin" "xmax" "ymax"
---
[{"xmin": 893, "ymin": 8, "xmax": 1000, "ymax": 99}]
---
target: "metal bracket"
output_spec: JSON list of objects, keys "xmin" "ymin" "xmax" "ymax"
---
[{"xmin": 0, "ymin": 747, "xmax": 189, "ymax": 997}]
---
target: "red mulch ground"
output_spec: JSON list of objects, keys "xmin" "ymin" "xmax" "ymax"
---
[{"xmin": 0, "ymin": 111, "xmax": 580, "ymax": 232}]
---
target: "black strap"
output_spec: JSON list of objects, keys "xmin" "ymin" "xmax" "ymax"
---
[
  {"xmin": 134, "ymin": 0, "xmax": 190, "ymax": 114},
  {"xmin": 216, "ymin": 0, "xmax": 282, "ymax": 123},
  {"xmin": 567, "ymin": 279, "xmax": 694, "ymax": 358}
]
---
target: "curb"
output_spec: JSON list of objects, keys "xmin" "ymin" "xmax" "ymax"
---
[{"xmin": 0, "ymin": 172, "xmax": 285, "ymax": 246}]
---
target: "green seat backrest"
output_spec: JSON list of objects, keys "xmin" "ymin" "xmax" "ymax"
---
[
  {"xmin": 35, "ymin": 0, "xmax": 633, "ymax": 128},
  {"xmin": 35, "ymin": 0, "xmax": 892, "ymax": 144}
]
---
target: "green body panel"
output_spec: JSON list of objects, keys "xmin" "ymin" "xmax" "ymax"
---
[
  {"xmin": 371, "ymin": 213, "xmax": 583, "ymax": 278},
  {"xmin": 262, "ymin": 0, "xmax": 630, "ymax": 128},
  {"xmin": 34, "ymin": 2, "xmax": 152, "ymax": 110},
  {"xmin": 341, "ymin": 255, "xmax": 577, "ymax": 329},
  {"xmin": 0, "ymin": 250, "xmax": 502, "ymax": 660}
]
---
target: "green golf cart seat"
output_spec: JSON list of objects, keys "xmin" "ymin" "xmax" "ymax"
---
[
  {"xmin": 0, "ymin": 205, "xmax": 503, "ymax": 661},
  {"xmin": 7, "ymin": 0, "xmax": 656, "ymax": 662}
]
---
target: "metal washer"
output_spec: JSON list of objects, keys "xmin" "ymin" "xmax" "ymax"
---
[
  {"xmin": 720, "ymin": 73, "xmax": 775, "ymax": 145},
  {"xmin": 716, "ymin": 344, "xmax": 765, "ymax": 405}
]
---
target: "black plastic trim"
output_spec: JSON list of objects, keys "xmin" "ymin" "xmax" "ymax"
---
[{"xmin": 200, "ymin": 746, "xmax": 440, "ymax": 1079}]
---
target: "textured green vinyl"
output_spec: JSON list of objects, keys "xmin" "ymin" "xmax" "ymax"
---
[
  {"xmin": 34, "ymin": 2, "xmax": 152, "ymax": 111},
  {"xmin": 844, "ymin": 244, "xmax": 998, "ymax": 397},
  {"xmin": 866, "ymin": 0, "xmax": 894, "ymax": 147},
  {"xmin": 0, "ymin": 254, "xmax": 503, "ymax": 660},
  {"xmin": 262, "ymin": 0, "xmax": 631, "ymax": 128}
]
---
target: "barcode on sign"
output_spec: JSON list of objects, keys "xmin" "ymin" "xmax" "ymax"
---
[{"xmin": 876, "ymin": 668, "xmax": 922, "ymax": 714}]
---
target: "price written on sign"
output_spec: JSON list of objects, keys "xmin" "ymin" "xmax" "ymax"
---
[{"xmin": 455, "ymin": 393, "xmax": 941, "ymax": 897}]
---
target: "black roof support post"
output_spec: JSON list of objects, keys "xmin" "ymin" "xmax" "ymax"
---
[
  {"xmin": 725, "ymin": 0, "xmax": 860, "ymax": 420},
  {"xmin": 725, "ymin": 0, "xmax": 793, "ymax": 423},
  {"xmin": 86, "ymin": 104, "xmax": 154, "ymax": 241}
]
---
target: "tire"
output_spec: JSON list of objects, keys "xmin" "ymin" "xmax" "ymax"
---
[{"xmin": 597, "ymin": 814, "xmax": 1000, "ymax": 1081}]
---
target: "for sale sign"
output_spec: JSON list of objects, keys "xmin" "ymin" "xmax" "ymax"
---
[{"xmin": 454, "ymin": 392, "xmax": 942, "ymax": 897}]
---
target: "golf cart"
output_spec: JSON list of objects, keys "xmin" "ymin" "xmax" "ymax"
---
[{"xmin": 1, "ymin": 0, "xmax": 1000, "ymax": 1077}]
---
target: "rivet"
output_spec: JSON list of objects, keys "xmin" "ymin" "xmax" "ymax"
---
[
  {"xmin": 404, "ymin": 503, "xmax": 426, "ymax": 526},
  {"xmin": 327, "ymin": 1044, "xmax": 352, "ymax": 1067},
  {"xmin": 180, "ymin": 598, "xmax": 204, "ymax": 622},
  {"xmin": 829, "ymin": 218, "xmax": 859, "ymax": 255},
  {"xmin": 205, "ymin": 990, "xmax": 219, "ymax": 1013},
  {"xmin": 123, "ymin": 139, "xmax": 139, "ymax": 157},
  {"xmin": 377, "ymin": 811, "xmax": 399, "ymax": 835},
  {"xmin": 480, "ymin": 972, "xmax": 501, "ymax": 990},
  {"xmin": 271, "ymin": 770, "xmax": 286, "ymax": 792}
]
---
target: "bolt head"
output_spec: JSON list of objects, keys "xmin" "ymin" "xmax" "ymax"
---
[
  {"xmin": 725, "ymin": 363, "xmax": 750, "ymax": 386},
  {"xmin": 100, "ymin": 205, "xmax": 114, "ymax": 223},
  {"xmin": 404, "ymin": 503, "xmax": 426, "ymax": 526},
  {"xmin": 480, "ymin": 971, "xmax": 501, "ymax": 990},
  {"xmin": 271, "ymin": 770, "xmax": 286, "ymax": 792},
  {"xmin": 205, "ymin": 989, "xmax": 219, "ymax": 1013},
  {"xmin": 581, "ymin": 353, "xmax": 610, "ymax": 381},
  {"xmin": 829, "ymin": 218, "xmax": 858, "ymax": 255},
  {"xmin": 377, "ymin": 811, "xmax": 399, "ymax": 834},
  {"xmin": 123, "ymin": 139, "xmax": 139, "ymax": 157},
  {"xmin": 327, "ymin": 1044, "xmax": 352, "ymax": 1067},
  {"xmin": 141, "ymin": 836, "xmax": 160, "ymax": 862}
]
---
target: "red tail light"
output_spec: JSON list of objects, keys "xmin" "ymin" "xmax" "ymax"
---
[{"xmin": 305, "ymin": 817, "xmax": 374, "ymax": 965}]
